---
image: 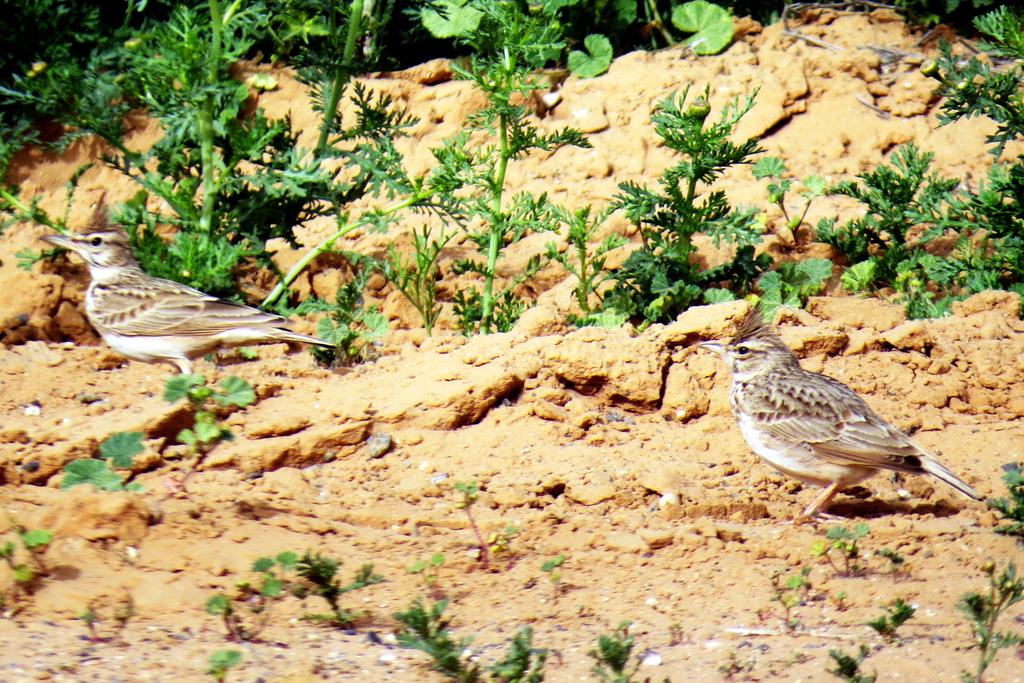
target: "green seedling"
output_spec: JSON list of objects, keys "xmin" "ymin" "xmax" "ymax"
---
[
  {"xmin": 989, "ymin": 464, "xmax": 1024, "ymax": 545},
  {"xmin": 394, "ymin": 598, "xmax": 482, "ymax": 681},
  {"xmin": 957, "ymin": 561, "xmax": 1024, "ymax": 683},
  {"xmin": 875, "ymin": 548, "xmax": 907, "ymax": 576},
  {"xmin": 454, "ymin": 481, "xmax": 490, "ymax": 570},
  {"xmin": 78, "ymin": 592, "xmax": 134, "ymax": 643},
  {"xmin": 207, "ymin": 649, "xmax": 242, "ymax": 682},
  {"xmin": 0, "ymin": 525, "xmax": 52, "ymax": 612},
  {"xmin": 589, "ymin": 620, "xmax": 646, "ymax": 683},
  {"xmin": 409, "ymin": 552, "xmax": 446, "ymax": 599},
  {"xmin": 488, "ymin": 525, "xmax": 520, "ymax": 562},
  {"xmin": 298, "ymin": 262, "xmax": 389, "ymax": 367},
  {"xmin": 752, "ymin": 156, "xmax": 827, "ymax": 233},
  {"xmin": 394, "ymin": 597, "xmax": 547, "ymax": 682},
  {"xmin": 62, "ymin": 430, "xmax": 144, "ymax": 492},
  {"xmin": 769, "ymin": 566, "xmax": 811, "ymax": 631},
  {"xmin": 812, "ymin": 524, "xmax": 870, "ymax": 577},
  {"xmin": 384, "ymin": 226, "xmax": 454, "ymax": 336},
  {"xmin": 489, "ymin": 625, "xmax": 548, "ymax": 682},
  {"xmin": 718, "ymin": 647, "xmax": 756, "ymax": 680},
  {"xmin": 164, "ymin": 374, "xmax": 254, "ymax": 489},
  {"xmin": 756, "ymin": 258, "xmax": 833, "ymax": 320},
  {"xmin": 866, "ymin": 598, "xmax": 915, "ymax": 642},
  {"xmin": 541, "ymin": 555, "xmax": 566, "ymax": 601},
  {"xmin": 205, "ymin": 552, "xmax": 298, "ymax": 641},
  {"xmin": 545, "ymin": 206, "xmax": 626, "ymax": 324},
  {"xmin": 295, "ymin": 553, "xmax": 384, "ymax": 627},
  {"xmin": 827, "ymin": 645, "xmax": 875, "ymax": 683}
]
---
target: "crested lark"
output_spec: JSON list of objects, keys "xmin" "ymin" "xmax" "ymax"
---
[
  {"xmin": 43, "ymin": 228, "xmax": 332, "ymax": 374},
  {"xmin": 701, "ymin": 307, "xmax": 981, "ymax": 521}
]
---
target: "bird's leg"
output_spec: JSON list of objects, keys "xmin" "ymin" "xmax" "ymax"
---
[{"xmin": 795, "ymin": 482, "xmax": 842, "ymax": 524}]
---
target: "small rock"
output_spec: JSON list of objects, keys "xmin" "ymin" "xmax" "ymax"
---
[
  {"xmin": 951, "ymin": 290, "xmax": 1021, "ymax": 317},
  {"xmin": 604, "ymin": 532, "xmax": 648, "ymax": 553},
  {"xmin": 365, "ymin": 433, "xmax": 393, "ymax": 459},
  {"xmin": 640, "ymin": 651, "xmax": 662, "ymax": 667},
  {"xmin": 881, "ymin": 320, "xmax": 933, "ymax": 351},
  {"xmin": 805, "ymin": 296, "xmax": 906, "ymax": 331}
]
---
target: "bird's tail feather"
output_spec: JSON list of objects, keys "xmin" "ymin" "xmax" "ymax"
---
[
  {"xmin": 922, "ymin": 456, "xmax": 982, "ymax": 501},
  {"xmin": 274, "ymin": 328, "xmax": 334, "ymax": 348}
]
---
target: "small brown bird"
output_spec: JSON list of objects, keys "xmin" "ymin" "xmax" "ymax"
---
[
  {"xmin": 701, "ymin": 307, "xmax": 981, "ymax": 521},
  {"xmin": 43, "ymin": 228, "xmax": 332, "ymax": 374}
]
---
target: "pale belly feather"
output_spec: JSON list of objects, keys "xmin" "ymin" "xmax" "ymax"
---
[{"xmin": 736, "ymin": 413, "xmax": 875, "ymax": 488}]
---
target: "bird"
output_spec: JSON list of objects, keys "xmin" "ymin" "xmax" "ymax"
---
[
  {"xmin": 700, "ymin": 306, "xmax": 981, "ymax": 522},
  {"xmin": 43, "ymin": 227, "xmax": 333, "ymax": 374}
]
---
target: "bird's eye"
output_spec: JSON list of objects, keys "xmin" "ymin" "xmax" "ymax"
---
[
  {"xmin": 735, "ymin": 345, "xmax": 751, "ymax": 356},
  {"xmin": 90, "ymin": 236, "xmax": 103, "ymax": 246}
]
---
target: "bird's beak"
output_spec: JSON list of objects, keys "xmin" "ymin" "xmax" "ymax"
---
[
  {"xmin": 699, "ymin": 341, "xmax": 725, "ymax": 355},
  {"xmin": 42, "ymin": 233, "xmax": 75, "ymax": 250}
]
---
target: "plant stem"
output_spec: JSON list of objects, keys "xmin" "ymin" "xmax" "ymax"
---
[
  {"xmin": 198, "ymin": 0, "xmax": 225, "ymax": 236},
  {"xmin": 0, "ymin": 187, "xmax": 67, "ymax": 233},
  {"xmin": 262, "ymin": 192, "xmax": 428, "ymax": 308},
  {"xmin": 480, "ymin": 109, "xmax": 511, "ymax": 332},
  {"xmin": 646, "ymin": 0, "xmax": 676, "ymax": 46},
  {"xmin": 315, "ymin": 0, "xmax": 364, "ymax": 155}
]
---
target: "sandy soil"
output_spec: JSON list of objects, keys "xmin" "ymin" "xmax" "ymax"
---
[{"xmin": 2, "ymin": 10, "xmax": 1024, "ymax": 683}]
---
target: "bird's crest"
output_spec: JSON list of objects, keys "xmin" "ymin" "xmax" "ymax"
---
[{"xmin": 731, "ymin": 307, "xmax": 779, "ymax": 344}]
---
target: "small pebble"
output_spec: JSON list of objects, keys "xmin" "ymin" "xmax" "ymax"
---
[{"xmin": 641, "ymin": 651, "xmax": 662, "ymax": 667}]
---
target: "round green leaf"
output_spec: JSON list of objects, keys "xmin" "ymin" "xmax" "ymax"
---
[
  {"xmin": 61, "ymin": 459, "xmax": 126, "ymax": 491},
  {"xmin": 567, "ymin": 34, "xmax": 613, "ymax": 79},
  {"xmin": 671, "ymin": 1, "xmax": 734, "ymax": 56},
  {"xmin": 21, "ymin": 529, "xmax": 52, "ymax": 549}
]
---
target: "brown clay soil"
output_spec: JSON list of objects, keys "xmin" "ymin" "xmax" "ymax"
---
[{"xmin": 3, "ymin": 10, "xmax": 1024, "ymax": 682}]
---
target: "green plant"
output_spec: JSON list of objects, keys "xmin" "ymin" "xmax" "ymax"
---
[
  {"xmin": 811, "ymin": 524, "xmax": 870, "ymax": 577},
  {"xmin": 206, "ymin": 552, "xmax": 298, "ymax": 641},
  {"xmin": 827, "ymin": 645, "xmax": 875, "ymax": 683},
  {"xmin": 671, "ymin": 0, "xmax": 735, "ymax": 55},
  {"xmin": 394, "ymin": 598, "xmax": 547, "ymax": 682},
  {"xmin": 78, "ymin": 592, "xmax": 134, "ymax": 643},
  {"xmin": 384, "ymin": 226, "xmax": 454, "ymax": 335},
  {"xmin": 602, "ymin": 86, "xmax": 769, "ymax": 325},
  {"xmin": 0, "ymin": 525, "xmax": 51, "ymax": 612},
  {"xmin": 540, "ymin": 555, "xmax": 566, "ymax": 601},
  {"xmin": 718, "ymin": 647, "xmax": 756, "ymax": 679},
  {"xmin": 545, "ymin": 207, "xmax": 627, "ymax": 325},
  {"xmin": 957, "ymin": 560, "xmax": 1024, "ymax": 683},
  {"xmin": 568, "ymin": 34, "xmax": 613, "ymax": 78},
  {"xmin": 295, "ymin": 553, "xmax": 384, "ymax": 627},
  {"xmin": 768, "ymin": 566, "xmax": 811, "ymax": 631},
  {"xmin": 817, "ymin": 144, "xmax": 957, "ymax": 316},
  {"xmin": 989, "ymin": 464, "xmax": 1024, "ymax": 544},
  {"xmin": 866, "ymin": 598, "xmax": 915, "ymax": 642},
  {"xmin": 395, "ymin": 598, "xmax": 483, "ymax": 682},
  {"xmin": 488, "ymin": 625, "xmax": 547, "ymax": 683},
  {"xmin": 61, "ymin": 430, "xmax": 145, "ymax": 492},
  {"xmin": 419, "ymin": 0, "xmax": 590, "ymax": 334},
  {"xmin": 164, "ymin": 374, "xmax": 254, "ymax": 483},
  {"xmin": 756, "ymin": 258, "xmax": 832, "ymax": 320},
  {"xmin": 752, "ymin": 156, "xmax": 826, "ymax": 234},
  {"xmin": 589, "ymin": 621, "xmax": 647, "ymax": 683},
  {"xmin": 454, "ymin": 481, "xmax": 491, "ymax": 570},
  {"xmin": 487, "ymin": 524, "xmax": 520, "ymax": 562},
  {"xmin": 409, "ymin": 552, "xmax": 447, "ymax": 598},
  {"xmin": 207, "ymin": 649, "xmax": 242, "ymax": 682},
  {"xmin": 874, "ymin": 548, "xmax": 908, "ymax": 575},
  {"xmin": 295, "ymin": 260, "xmax": 388, "ymax": 366}
]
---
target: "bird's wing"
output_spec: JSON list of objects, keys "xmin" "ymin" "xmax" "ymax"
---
[
  {"xmin": 92, "ymin": 279, "xmax": 288, "ymax": 336},
  {"xmin": 745, "ymin": 374, "xmax": 926, "ymax": 473}
]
